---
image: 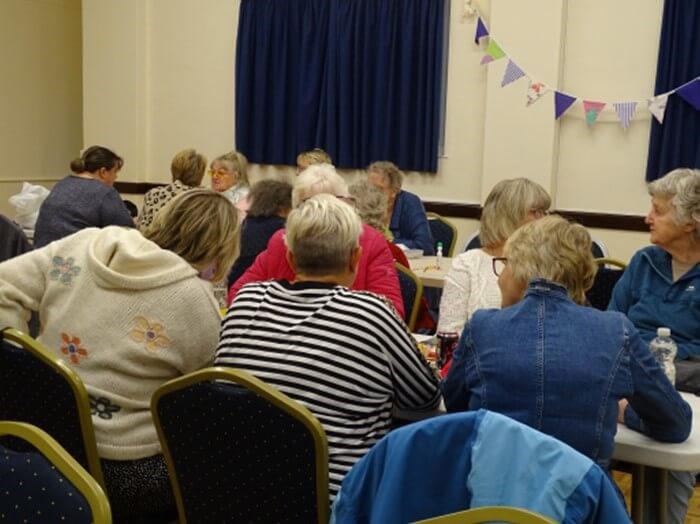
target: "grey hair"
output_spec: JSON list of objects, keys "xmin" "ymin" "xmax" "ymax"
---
[
  {"xmin": 349, "ymin": 180, "xmax": 387, "ymax": 231},
  {"xmin": 284, "ymin": 194, "xmax": 362, "ymax": 275},
  {"xmin": 291, "ymin": 163, "xmax": 348, "ymax": 208},
  {"xmin": 648, "ymin": 168, "xmax": 700, "ymax": 239},
  {"xmin": 367, "ymin": 161, "xmax": 403, "ymax": 190}
]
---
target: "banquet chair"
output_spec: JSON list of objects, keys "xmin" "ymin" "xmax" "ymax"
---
[
  {"xmin": 0, "ymin": 421, "xmax": 111, "ymax": 524},
  {"xmin": 463, "ymin": 230, "xmax": 482, "ymax": 252},
  {"xmin": 331, "ymin": 410, "xmax": 629, "ymax": 523},
  {"xmin": 0, "ymin": 327, "xmax": 105, "ymax": 487},
  {"xmin": 585, "ymin": 258, "xmax": 627, "ymax": 310},
  {"xmin": 396, "ymin": 262, "xmax": 424, "ymax": 331},
  {"xmin": 427, "ymin": 212, "xmax": 458, "ymax": 257},
  {"xmin": 152, "ymin": 367, "xmax": 329, "ymax": 524},
  {"xmin": 413, "ymin": 506, "xmax": 554, "ymax": 524}
]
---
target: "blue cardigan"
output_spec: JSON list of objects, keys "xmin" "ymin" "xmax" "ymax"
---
[
  {"xmin": 608, "ymin": 245, "xmax": 700, "ymax": 359},
  {"xmin": 331, "ymin": 410, "xmax": 630, "ymax": 523},
  {"xmin": 390, "ymin": 190, "xmax": 434, "ymax": 254}
]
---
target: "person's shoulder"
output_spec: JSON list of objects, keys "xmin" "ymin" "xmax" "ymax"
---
[{"xmin": 360, "ymin": 223, "xmax": 390, "ymax": 245}]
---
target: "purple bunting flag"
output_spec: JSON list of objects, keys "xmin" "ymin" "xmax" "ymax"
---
[
  {"xmin": 676, "ymin": 78, "xmax": 700, "ymax": 111},
  {"xmin": 474, "ymin": 17, "xmax": 489, "ymax": 44},
  {"xmin": 613, "ymin": 102, "xmax": 638, "ymax": 130},
  {"xmin": 554, "ymin": 92, "xmax": 577, "ymax": 119},
  {"xmin": 501, "ymin": 60, "xmax": 525, "ymax": 87}
]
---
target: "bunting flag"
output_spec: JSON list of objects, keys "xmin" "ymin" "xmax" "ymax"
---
[
  {"xmin": 526, "ymin": 81, "xmax": 549, "ymax": 106},
  {"xmin": 648, "ymin": 94, "xmax": 669, "ymax": 124},
  {"xmin": 501, "ymin": 60, "xmax": 525, "ymax": 87},
  {"xmin": 613, "ymin": 102, "xmax": 638, "ymax": 130},
  {"xmin": 474, "ymin": 17, "xmax": 489, "ymax": 44},
  {"xmin": 480, "ymin": 39, "xmax": 505, "ymax": 65},
  {"xmin": 554, "ymin": 92, "xmax": 577, "ymax": 119},
  {"xmin": 583, "ymin": 101, "xmax": 606, "ymax": 125},
  {"xmin": 676, "ymin": 78, "xmax": 700, "ymax": 111}
]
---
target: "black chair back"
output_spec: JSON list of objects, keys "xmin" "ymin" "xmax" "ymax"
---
[
  {"xmin": 585, "ymin": 258, "xmax": 627, "ymax": 310},
  {"xmin": 396, "ymin": 263, "xmax": 423, "ymax": 331},
  {"xmin": 0, "ymin": 328, "xmax": 104, "ymax": 487},
  {"xmin": 152, "ymin": 368, "xmax": 329, "ymax": 524},
  {"xmin": 427, "ymin": 213, "xmax": 458, "ymax": 257}
]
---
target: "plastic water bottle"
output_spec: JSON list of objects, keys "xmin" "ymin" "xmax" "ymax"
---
[
  {"xmin": 649, "ymin": 327, "xmax": 677, "ymax": 385},
  {"xmin": 436, "ymin": 242, "xmax": 443, "ymax": 269}
]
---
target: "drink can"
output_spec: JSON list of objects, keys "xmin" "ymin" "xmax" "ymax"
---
[{"xmin": 436, "ymin": 332, "xmax": 459, "ymax": 369}]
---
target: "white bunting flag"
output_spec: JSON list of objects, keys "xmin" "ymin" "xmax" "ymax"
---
[{"xmin": 648, "ymin": 94, "xmax": 669, "ymax": 124}]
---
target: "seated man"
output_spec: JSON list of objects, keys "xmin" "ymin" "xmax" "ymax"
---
[
  {"xmin": 216, "ymin": 194, "xmax": 440, "ymax": 500},
  {"xmin": 227, "ymin": 164, "xmax": 404, "ymax": 317}
]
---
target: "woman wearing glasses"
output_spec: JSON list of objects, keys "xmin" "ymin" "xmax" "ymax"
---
[
  {"xmin": 442, "ymin": 215, "xmax": 691, "ymax": 478},
  {"xmin": 437, "ymin": 178, "xmax": 550, "ymax": 335},
  {"xmin": 209, "ymin": 150, "xmax": 250, "ymax": 206}
]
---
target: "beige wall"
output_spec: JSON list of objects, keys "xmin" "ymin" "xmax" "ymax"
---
[
  {"xmin": 82, "ymin": 0, "xmax": 660, "ymax": 261},
  {"xmin": 0, "ymin": 0, "xmax": 82, "ymax": 216}
]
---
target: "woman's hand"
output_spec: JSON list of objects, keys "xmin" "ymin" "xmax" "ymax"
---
[{"xmin": 618, "ymin": 399, "xmax": 629, "ymax": 423}]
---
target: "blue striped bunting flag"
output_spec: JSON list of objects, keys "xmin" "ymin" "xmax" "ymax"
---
[
  {"xmin": 613, "ymin": 102, "xmax": 638, "ymax": 130},
  {"xmin": 501, "ymin": 60, "xmax": 525, "ymax": 87}
]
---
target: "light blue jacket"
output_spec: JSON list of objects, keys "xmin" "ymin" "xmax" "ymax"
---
[
  {"xmin": 331, "ymin": 410, "xmax": 631, "ymax": 523},
  {"xmin": 608, "ymin": 245, "xmax": 700, "ymax": 359},
  {"xmin": 442, "ymin": 279, "xmax": 691, "ymax": 469}
]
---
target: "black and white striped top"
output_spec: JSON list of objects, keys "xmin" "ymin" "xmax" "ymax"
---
[{"xmin": 215, "ymin": 280, "xmax": 441, "ymax": 499}]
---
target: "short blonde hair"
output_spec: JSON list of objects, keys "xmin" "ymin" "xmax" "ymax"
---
[
  {"xmin": 504, "ymin": 215, "xmax": 596, "ymax": 305},
  {"xmin": 349, "ymin": 180, "xmax": 387, "ymax": 231},
  {"xmin": 648, "ymin": 168, "xmax": 700, "ymax": 239},
  {"xmin": 367, "ymin": 161, "xmax": 403, "ymax": 190},
  {"xmin": 143, "ymin": 189, "xmax": 240, "ymax": 282},
  {"xmin": 480, "ymin": 178, "xmax": 551, "ymax": 249},
  {"xmin": 212, "ymin": 151, "xmax": 249, "ymax": 186},
  {"xmin": 171, "ymin": 148, "xmax": 207, "ymax": 186},
  {"xmin": 297, "ymin": 148, "xmax": 332, "ymax": 167},
  {"xmin": 285, "ymin": 194, "xmax": 362, "ymax": 276},
  {"xmin": 292, "ymin": 163, "xmax": 349, "ymax": 208}
]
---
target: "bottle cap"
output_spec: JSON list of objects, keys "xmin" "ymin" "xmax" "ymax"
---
[
  {"xmin": 437, "ymin": 242, "xmax": 443, "ymax": 248},
  {"xmin": 657, "ymin": 327, "xmax": 671, "ymax": 337}
]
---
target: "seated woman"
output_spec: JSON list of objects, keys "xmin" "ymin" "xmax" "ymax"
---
[
  {"xmin": 349, "ymin": 179, "xmax": 435, "ymax": 332},
  {"xmin": 227, "ymin": 179, "xmax": 293, "ymax": 288},
  {"xmin": 0, "ymin": 189, "xmax": 239, "ymax": 520},
  {"xmin": 367, "ymin": 161, "xmax": 434, "ymax": 254},
  {"xmin": 34, "ymin": 146, "xmax": 134, "ymax": 247},
  {"xmin": 139, "ymin": 148, "xmax": 207, "ymax": 229},
  {"xmin": 609, "ymin": 168, "xmax": 700, "ymax": 359},
  {"xmin": 437, "ymin": 178, "xmax": 550, "ymax": 334},
  {"xmin": 209, "ymin": 150, "xmax": 250, "ymax": 206},
  {"xmin": 296, "ymin": 147, "xmax": 332, "ymax": 174},
  {"xmin": 442, "ymin": 215, "xmax": 691, "ymax": 473},
  {"xmin": 216, "ymin": 194, "xmax": 440, "ymax": 500},
  {"xmin": 228, "ymin": 163, "xmax": 404, "ymax": 317}
]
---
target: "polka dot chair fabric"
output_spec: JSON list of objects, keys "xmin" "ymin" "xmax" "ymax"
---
[
  {"xmin": 0, "ymin": 445, "xmax": 94, "ymax": 524},
  {"xmin": 153, "ymin": 370, "xmax": 329, "ymax": 524},
  {"xmin": 0, "ymin": 331, "xmax": 98, "ymax": 480}
]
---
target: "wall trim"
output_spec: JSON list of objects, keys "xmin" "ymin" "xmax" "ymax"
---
[{"xmin": 114, "ymin": 182, "xmax": 648, "ymax": 232}]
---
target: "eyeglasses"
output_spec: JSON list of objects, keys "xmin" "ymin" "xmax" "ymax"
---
[
  {"xmin": 492, "ymin": 257, "xmax": 508, "ymax": 277},
  {"xmin": 208, "ymin": 169, "xmax": 233, "ymax": 178}
]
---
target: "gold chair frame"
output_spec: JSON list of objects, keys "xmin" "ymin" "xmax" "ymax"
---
[
  {"xmin": 427, "ymin": 212, "xmax": 459, "ymax": 257},
  {"xmin": 0, "ymin": 421, "xmax": 111, "ymax": 524},
  {"xmin": 151, "ymin": 367, "xmax": 330, "ymax": 524},
  {"xmin": 413, "ymin": 505, "xmax": 555, "ymax": 524},
  {"xmin": 593, "ymin": 257, "xmax": 628, "ymax": 270},
  {"xmin": 396, "ymin": 262, "xmax": 424, "ymax": 332},
  {"xmin": 1, "ymin": 327, "xmax": 105, "ymax": 488}
]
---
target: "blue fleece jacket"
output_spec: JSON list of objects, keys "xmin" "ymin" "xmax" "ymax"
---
[{"xmin": 608, "ymin": 246, "xmax": 700, "ymax": 359}]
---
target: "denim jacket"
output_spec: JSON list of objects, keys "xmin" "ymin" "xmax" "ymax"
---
[{"xmin": 442, "ymin": 279, "xmax": 692, "ymax": 469}]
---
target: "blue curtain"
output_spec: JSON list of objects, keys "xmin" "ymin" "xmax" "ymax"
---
[
  {"xmin": 235, "ymin": 0, "xmax": 446, "ymax": 172},
  {"xmin": 646, "ymin": 0, "xmax": 700, "ymax": 181}
]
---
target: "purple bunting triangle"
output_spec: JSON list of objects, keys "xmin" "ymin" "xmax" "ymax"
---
[
  {"xmin": 676, "ymin": 79, "xmax": 700, "ymax": 111},
  {"xmin": 554, "ymin": 92, "xmax": 577, "ymax": 119},
  {"xmin": 501, "ymin": 60, "xmax": 525, "ymax": 87},
  {"xmin": 474, "ymin": 17, "xmax": 489, "ymax": 44}
]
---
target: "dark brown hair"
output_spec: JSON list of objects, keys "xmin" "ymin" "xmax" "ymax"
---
[
  {"xmin": 248, "ymin": 179, "xmax": 293, "ymax": 218},
  {"xmin": 70, "ymin": 146, "xmax": 123, "ymax": 174}
]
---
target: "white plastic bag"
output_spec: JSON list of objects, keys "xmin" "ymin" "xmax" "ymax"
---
[{"xmin": 8, "ymin": 182, "xmax": 50, "ymax": 232}]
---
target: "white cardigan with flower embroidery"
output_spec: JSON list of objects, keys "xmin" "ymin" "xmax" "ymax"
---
[{"xmin": 0, "ymin": 226, "xmax": 221, "ymax": 460}]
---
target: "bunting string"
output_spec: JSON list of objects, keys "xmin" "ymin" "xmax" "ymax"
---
[{"xmin": 472, "ymin": 12, "xmax": 700, "ymax": 129}]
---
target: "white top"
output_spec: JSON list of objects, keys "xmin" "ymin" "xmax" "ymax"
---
[
  {"xmin": 437, "ymin": 249, "xmax": 502, "ymax": 334},
  {"xmin": 222, "ymin": 183, "xmax": 250, "ymax": 206},
  {"xmin": 0, "ymin": 227, "xmax": 221, "ymax": 460}
]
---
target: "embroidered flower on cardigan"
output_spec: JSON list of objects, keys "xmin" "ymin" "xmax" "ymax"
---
[
  {"xmin": 60, "ymin": 333, "xmax": 88, "ymax": 365},
  {"xmin": 48, "ymin": 256, "xmax": 81, "ymax": 285},
  {"xmin": 89, "ymin": 395, "xmax": 121, "ymax": 420},
  {"xmin": 129, "ymin": 316, "xmax": 170, "ymax": 352}
]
